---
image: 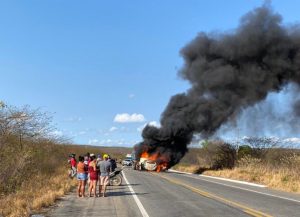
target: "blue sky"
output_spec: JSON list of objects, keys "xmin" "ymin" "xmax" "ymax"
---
[{"xmin": 1, "ymin": 1, "xmax": 300, "ymax": 146}]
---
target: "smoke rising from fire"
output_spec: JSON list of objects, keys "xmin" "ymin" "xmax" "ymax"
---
[
  {"xmin": 135, "ymin": 5, "xmax": 300, "ymax": 168},
  {"xmin": 215, "ymin": 83, "xmax": 300, "ymax": 139}
]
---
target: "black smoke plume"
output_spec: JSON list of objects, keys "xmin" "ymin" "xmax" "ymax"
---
[{"xmin": 134, "ymin": 5, "xmax": 300, "ymax": 168}]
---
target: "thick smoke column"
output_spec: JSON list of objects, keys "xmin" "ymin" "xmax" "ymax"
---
[{"xmin": 135, "ymin": 5, "xmax": 300, "ymax": 168}]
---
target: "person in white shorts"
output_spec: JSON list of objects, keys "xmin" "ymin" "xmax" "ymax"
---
[{"xmin": 99, "ymin": 154, "xmax": 112, "ymax": 197}]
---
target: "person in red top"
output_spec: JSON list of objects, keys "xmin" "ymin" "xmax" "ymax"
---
[
  {"xmin": 88, "ymin": 155, "xmax": 98, "ymax": 197},
  {"xmin": 68, "ymin": 154, "xmax": 77, "ymax": 178},
  {"xmin": 71, "ymin": 156, "xmax": 77, "ymax": 167}
]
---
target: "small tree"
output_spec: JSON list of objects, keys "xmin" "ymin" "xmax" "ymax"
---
[
  {"xmin": 0, "ymin": 102, "xmax": 53, "ymax": 149},
  {"xmin": 242, "ymin": 137, "xmax": 279, "ymax": 159}
]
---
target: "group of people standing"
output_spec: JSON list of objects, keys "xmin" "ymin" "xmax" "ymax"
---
[{"xmin": 69, "ymin": 153, "xmax": 116, "ymax": 198}]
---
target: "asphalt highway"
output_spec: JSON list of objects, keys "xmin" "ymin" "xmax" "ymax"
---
[{"xmin": 48, "ymin": 167, "xmax": 300, "ymax": 217}]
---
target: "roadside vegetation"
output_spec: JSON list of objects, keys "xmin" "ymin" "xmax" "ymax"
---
[
  {"xmin": 173, "ymin": 139, "xmax": 300, "ymax": 193},
  {"xmin": 0, "ymin": 102, "xmax": 75, "ymax": 217},
  {"xmin": 0, "ymin": 102, "xmax": 130, "ymax": 217}
]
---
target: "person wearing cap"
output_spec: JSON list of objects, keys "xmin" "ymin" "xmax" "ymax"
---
[{"xmin": 99, "ymin": 154, "xmax": 112, "ymax": 197}]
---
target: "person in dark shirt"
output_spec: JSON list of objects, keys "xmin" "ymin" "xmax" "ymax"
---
[{"xmin": 108, "ymin": 155, "xmax": 117, "ymax": 172}]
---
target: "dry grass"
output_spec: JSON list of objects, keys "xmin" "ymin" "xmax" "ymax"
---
[
  {"xmin": 172, "ymin": 143, "xmax": 300, "ymax": 193},
  {"xmin": 172, "ymin": 164, "xmax": 201, "ymax": 173},
  {"xmin": 0, "ymin": 141, "xmax": 130, "ymax": 217},
  {"xmin": 0, "ymin": 167, "xmax": 76, "ymax": 217},
  {"xmin": 203, "ymin": 164, "xmax": 300, "ymax": 193},
  {"xmin": 175, "ymin": 154, "xmax": 300, "ymax": 193}
]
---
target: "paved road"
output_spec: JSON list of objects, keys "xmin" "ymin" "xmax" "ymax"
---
[{"xmin": 48, "ymin": 168, "xmax": 300, "ymax": 217}]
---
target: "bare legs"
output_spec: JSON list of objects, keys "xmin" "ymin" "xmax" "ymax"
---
[
  {"xmin": 99, "ymin": 176, "xmax": 109, "ymax": 197},
  {"xmin": 98, "ymin": 184, "xmax": 107, "ymax": 197},
  {"xmin": 99, "ymin": 184, "xmax": 102, "ymax": 197},
  {"xmin": 88, "ymin": 180, "xmax": 97, "ymax": 197},
  {"xmin": 77, "ymin": 180, "xmax": 81, "ymax": 197},
  {"xmin": 81, "ymin": 180, "xmax": 86, "ymax": 197},
  {"xmin": 102, "ymin": 184, "xmax": 107, "ymax": 197},
  {"xmin": 77, "ymin": 180, "xmax": 86, "ymax": 197}
]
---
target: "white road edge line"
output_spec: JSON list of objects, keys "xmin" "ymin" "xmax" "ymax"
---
[
  {"xmin": 190, "ymin": 174, "xmax": 300, "ymax": 204},
  {"xmin": 199, "ymin": 174, "xmax": 266, "ymax": 188},
  {"xmin": 168, "ymin": 169, "xmax": 265, "ymax": 187},
  {"xmin": 168, "ymin": 169, "xmax": 193, "ymax": 175},
  {"xmin": 122, "ymin": 171, "xmax": 150, "ymax": 217},
  {"xmin": 169, "ymin": 170, "xmax": 300, "ymax": 204}
]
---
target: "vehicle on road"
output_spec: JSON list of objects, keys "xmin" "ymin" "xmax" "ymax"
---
[
  {"xmin": 109, "ymin": 168, "xmax": 122, "ymax": 186},
  {"xmin": 138, "ymin": 157, "xmax": 159, "ymax": 171},
  {"xmin": 122, "ymin": 154, "xmax": 133, "ymax": 166},
  {"xmin": 122, "ymin": 158, "xmax": 133, "ymax": 166},
  {"xmin": 135, "ymin": 155, "xmax": 167, "ymax": 172}
]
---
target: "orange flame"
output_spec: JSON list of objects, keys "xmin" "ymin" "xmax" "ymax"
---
[
  {"xmin": 140, "ymin": 151, "xmax": 168, "ymax": 172},
  {"xmin": 141, "ymin": 152, "xmax": 150, "ymax": 159}
]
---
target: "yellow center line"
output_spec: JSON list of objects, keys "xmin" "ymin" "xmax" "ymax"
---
[{"xmin": 152, "ymin": 173, "xmax": 273, "ymax": 217}]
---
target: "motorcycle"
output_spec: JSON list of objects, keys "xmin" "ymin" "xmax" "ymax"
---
[{"xmin": 109, "ymin": 168, "xmax": 123, "ymax": 186}]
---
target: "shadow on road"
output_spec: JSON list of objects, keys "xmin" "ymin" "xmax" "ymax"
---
[
  {"xmin": 110, "ymin": 187, "xmax": 127, "ymax": 190},
  {"xmin": 121, "ymin": 183, "xmax": 141, "ymax": 186},
  {"xmin": 108, "ymin": 191, "xmax": 149, "ymax": 197}
]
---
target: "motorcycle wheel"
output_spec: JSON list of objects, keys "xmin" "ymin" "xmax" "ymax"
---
[{"xmin": 110, "ymin": 174, "xmax": 122, "ymax": 186}]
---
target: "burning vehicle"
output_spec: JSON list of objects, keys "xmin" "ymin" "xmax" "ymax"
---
[
  {"xmin": 136, "ymin": 151, "xmax": 168, "ymax": 172},
  {"xmin": 132, "ymin": 146, "xmax": 169, "ymax": 172}
]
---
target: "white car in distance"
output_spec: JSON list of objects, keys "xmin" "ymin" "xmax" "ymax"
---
[{"xmin": 122, "ymin": 157, "xmax": 133, "ymax": 166}]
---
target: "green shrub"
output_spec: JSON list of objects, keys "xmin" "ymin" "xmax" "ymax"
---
[
  {"xmin": 202, "ymin": 141, "xmax": 237, "ymax": 169},
  {"xmin": 237, "ymin": 145, "xmax": 253, "ymax": 159}
]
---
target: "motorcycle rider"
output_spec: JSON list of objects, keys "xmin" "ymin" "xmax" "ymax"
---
[{"xmin": 108, "ymin": 155, "xmax": 117, "ymax": 172}]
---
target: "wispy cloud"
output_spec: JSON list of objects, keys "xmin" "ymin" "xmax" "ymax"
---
[
  {"xmin": 87, "ymin": 138, "xmax": 136, "ymax": 147},
  {"xmin": 64, "ymin": 116, "xmax": 82, "ymax": 122},
  {"xmin": 50, "ymin": 130, "xmax": 64, "ymax": 137},
  {"xmin": 88, "ymin": 139, "xmax": 99, "ymax": 145},
  {"xmin": 283, "ymin": 137, "xmax": 300, "ymax": 143},
  {"xmin": 109, "ymin": 126, "xmax": 118, "ymax": 132},
  {"xmin": 128, "ymin": 94, "xmax": 135, "ymax": 99},
  {"xmin": 99, "ymin": 139, "xmax": 113, "ymax": 145},
  {"xmin": 114, "ymin": 113, "xmax": 145, "ymax": 123}
]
